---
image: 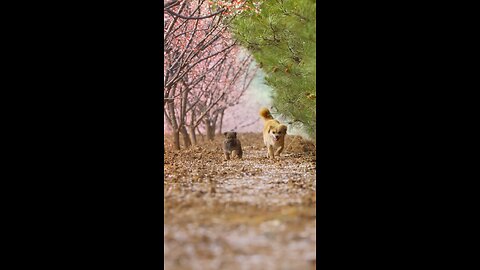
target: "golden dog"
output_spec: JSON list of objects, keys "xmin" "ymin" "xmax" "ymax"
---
[{"xmin": 259, "ymin": 107, "xmax": 287, "ymax": 159}]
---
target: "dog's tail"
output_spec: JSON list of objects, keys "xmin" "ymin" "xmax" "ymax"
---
[{"xmin": 259, "ymin": 107, "xmax": 274, "ymax": 121}]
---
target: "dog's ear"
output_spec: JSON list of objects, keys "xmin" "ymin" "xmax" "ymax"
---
[
  {"xmin": 233, "ymin": 132, "xmax": 237, "ymax": 137},
  {"xmin": 223, "ymin": 132, "xmax": 228, "ymax": 137},
  {"xmin": 280, "ymin": 125, "xmax": 288, "ymax": 134}
]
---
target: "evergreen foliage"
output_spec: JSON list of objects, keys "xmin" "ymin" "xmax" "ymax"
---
[{"xmin": 231, "ymin": 0, "xmax": 316, "ymax": 139}]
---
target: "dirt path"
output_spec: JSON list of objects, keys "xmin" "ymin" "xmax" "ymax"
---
[{"xmin": 164, "ymin": 133, "xmax": 316, "ymax": 270}]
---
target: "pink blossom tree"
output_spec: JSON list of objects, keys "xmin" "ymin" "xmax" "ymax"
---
[
  {"xmin": 188, "ymin": 47, "xmax": 257, "ymax": 142},
  {"xmin": 163, "ymin": 0, "xmax": 259, "ymax": 150}
]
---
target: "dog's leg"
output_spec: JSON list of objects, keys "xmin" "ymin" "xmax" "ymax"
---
[
  {"xmin": 268, "ymin": 145, "xmax": 275, "ymax": 159},
  {"xmin": 237, "ymin": 148, "xmax": 243, "ymax": 159},
  {"xmin": 275, "ymin": 146, "xmax": 284, "ymax": 156},
  {"xmin": 224, "ymin": 152, "xmax": 231, "ymax": 160},
  {"xmin": 237, "ymin": 141, "xmax": 243, "ymax": 159}
]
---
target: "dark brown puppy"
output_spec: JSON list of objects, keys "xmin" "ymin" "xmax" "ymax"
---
[{"xmin": 223, "ymin": 132, "xmax": 243, "ymax": 160}]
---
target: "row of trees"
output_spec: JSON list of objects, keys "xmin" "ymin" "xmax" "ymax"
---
[{"xmin": 163, "ymin": 0, "xmax": 259, "ymax": 150}]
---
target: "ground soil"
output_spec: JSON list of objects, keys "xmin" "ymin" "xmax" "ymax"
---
[{"xmin": 164, "ymin": 133, "xmax": 316, "ymax": 270}]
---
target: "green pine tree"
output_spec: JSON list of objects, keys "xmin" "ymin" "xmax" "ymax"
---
[{"xmin": 231, "ymin": 0, "xmax": 316, "ymax": 140}]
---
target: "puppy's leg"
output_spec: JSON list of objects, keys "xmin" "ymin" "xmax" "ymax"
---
[
  {"xmin": 268, "ymin": 145, "xmax": 275, "ymax": 159},
  {"xmin": 224, "ymin": 152, "xmax": 231, "ymax": 160},
  {"xmin": 237, "ymin": 141, "xmax": 243, "ymax": 159},
  {"xmin": 275, "ymin": 145, "xmax": 284, "ymax": 156}
]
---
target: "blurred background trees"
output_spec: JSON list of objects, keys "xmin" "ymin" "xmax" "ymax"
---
[
  {"xmin": 231, "ymin": 0, "xmax": 316, "ymax": 140},
  {"xmin": 164, "ymin": 0, "xmax": 316, "ymax": 150}
]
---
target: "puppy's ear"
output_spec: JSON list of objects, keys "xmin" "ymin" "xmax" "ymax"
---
[
  {"xmin": 280, "ymin": 125, "xmax": 288, "ymax": 134},
  {"xmin": 224, "ymin": 132, "xmax": 228, "ymax": 137}
]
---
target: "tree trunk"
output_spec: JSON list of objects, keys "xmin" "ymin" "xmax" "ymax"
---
[
  {"xmin": 180, "ymin": 125, "xmax": 192, "ymax": 148},
  {"xmin": 188, "ymin": 110, "xmax": 197, "ymax": 145},
  {"xmin": 205, "ymin": 118, "xmax": 216, "ymax": 141},
  {"xmin": 166, "ymin": 96, "xmax": 180, "ymax": 150},
  {"xmin": 173, "ymin": 129, "xmax": 180, "ymax": 150},
  {"xmin": 197, "ymin": 126, "xmax": 205, "ymax": 142},
  {"xmin": 189, "ymin": 126, "xmax": 197, "ymax": 145},
  {"xmin": 217, "ymin": 109, "xmax": 225, "ymax": 136}
]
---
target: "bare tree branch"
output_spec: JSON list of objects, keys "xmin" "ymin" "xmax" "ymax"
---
[
  {"xmin": 164, "ymin": 0, "xmax": 179, "ymax": 9},
  {"xmin": 165, "ymin": 8, "xmax": 225, "ymax": 20}
]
